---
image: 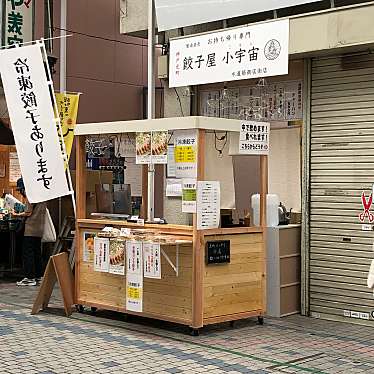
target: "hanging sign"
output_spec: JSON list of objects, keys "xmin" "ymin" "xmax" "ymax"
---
[
  {"xmin": 126, "ymin": 241, "xmax": 143, "ymax": 275},
  {"xmin": 182, "ymin": 179, "xmax": 197, "ymax": 213},
  {"xmin": 109, "ymin": 239, "xmax": 125, "ymax": 275},
  {"xmin": 55, "ymin": 92, "xmax": 80, "ymax": 168},
  {"xmin": 126, "ymin": 240, "xmax": 143, "ymax": 312},
  {"xmin": 197, "ymin": 181, "xmax": 221, "ymax": 230},
  {"xmin": 143, "ymin": 242, "xmax": 161, "ymax": 279},
  {"xmin": 0, "ymin": 44, "xmax": 70, "ymax": 203},
  {"xmin": 136, "ymin": 132, "xmax": 151, "ymax": 164},
  {"xmin": 174, "ymin": 130, "xmax": 198, "ymax": 179},
  {"xmin": 3, "ymin": 0, "xmax": 34, "ymax": 46},
  {"xmin": 83, "ymin": 232, "xmax": 96, "ymax": 262},
  {"xmin": 169, "ymin": 19, "xmax": 289, "ymax": 87},
  {"xmin": 359, "ymin": 192, "xmax": 374, "ymax": 223},
  {"xmin": 239, "ymin": 121, "xmax": 270, "ymax": 155},
  {"xmin": 94, "ymin": 237, "xmax": 110, "ymax": 272},
  {"xmin": 136, "ymin": 131, "xmax": 168, "ymax": 165}
]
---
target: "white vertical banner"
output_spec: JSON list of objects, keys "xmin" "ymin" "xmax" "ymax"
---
[
  {"xmin": 126, "ymin": 240, "xmax": 143, "ymax": 312},
  {"xmin": 0, "ymin": 44, "xmax": 70, "ymax": 203},
  {"xmin": 143, "ymin": 242, "xmax": 161, "ymax": 279}
]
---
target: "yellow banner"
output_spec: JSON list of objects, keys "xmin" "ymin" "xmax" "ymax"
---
[{"xmin": 55, "ymin": 93, "xmax": 80, "ymax": 169}]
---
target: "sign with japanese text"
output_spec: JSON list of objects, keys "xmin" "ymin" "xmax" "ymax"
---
[
  {"xmin": 239, "ymin": 121, "xmax": 270, "ymax": 155},
  {"xmin": 155, "ymin": 0, "xmax": 322, "ymax": 31},
  {"xmin": 143, "ymin": 242, "xmax": 161, "ymax": 279},
  {"xmin": 109, "ymin": 239, "xmax": 125, "ymax": 275},
  {"xmin": 55, "ymin": 93, "xmax": 80, "ymax": 169},
  {"xmin": 169, "ymin": 19, "xmax": 289, "ymax": 87},
  {"xmin": 182, "ymin": 178, "xmax": 197, "ymax": 213},
  {"xmin": 174, "ymin": 129, "xmax": 198, "ymax": 179},
  {"xmin": 0, "ymin": 44, "xmax": 70, "ymax": 203},
  {"xmin": 126, "ymin": 273, "xmax": 143, "ymax": 312},
  {"xmin": 197, "ymin": 181, "xmax": 221, "ymax": 230},
  {"xmin": 136, "ymin": 131, "xmax": 168, "ymax": 165},
  {"xmin": 94, "ymin": 237, "xmax": 110, "ymax": 273},
  {"xmin": 4, "ymin": 0, "xmax": 34, "ymax": 46},
  {"xmin": 126, "ymin": 240, "xmax": 143, "ymax": 276}
]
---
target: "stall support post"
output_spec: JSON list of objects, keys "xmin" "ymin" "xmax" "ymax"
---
[
  {"xmin": 192, "ymin": 129, "xmax": 205, "ymax": 329},
  {"xmin": 260, "ymin": 155, "xmax": 268, "ymax": 314},
  {"xmin": 75, "ymin": 135, "xmax": 86, "ymax": 303}
]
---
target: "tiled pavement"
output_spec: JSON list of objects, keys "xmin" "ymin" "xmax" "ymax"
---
[{"xmin": 1, "ymin": 281, "xmax": 374, "ymax": 373}]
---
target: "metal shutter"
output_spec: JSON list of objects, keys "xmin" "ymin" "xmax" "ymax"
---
[{"xmin": 310, "ymin": 53, "xmax": 374, "ymax": 324}]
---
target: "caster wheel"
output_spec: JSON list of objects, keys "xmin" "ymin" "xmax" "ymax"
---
[
  {"xmin": 229, "ymin": 321, "xmax": 235, "ymax": 328},
  {"xmin": 90, "ymin": 307, "xmax": 97, "ymax": 314},
  {"xmin": 257, "ymin": 316, "xmax": 264, "ymax": 325},
  {"xmin": 76, "ymin": 304, "xmax": 84, "ymax": 313},
  {"xmin": 190, "ymin": 328, "xmax": 200, "ymax": 336}
]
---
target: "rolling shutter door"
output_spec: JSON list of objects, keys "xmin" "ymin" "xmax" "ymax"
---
[{"xmin": 310, "ymin": 54, "xmax": 374, "ymax": 324}]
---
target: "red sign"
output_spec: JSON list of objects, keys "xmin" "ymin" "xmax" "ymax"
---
[{"xmin": 359, "ymin": 191, "xmax": 374, "ymax": 223}]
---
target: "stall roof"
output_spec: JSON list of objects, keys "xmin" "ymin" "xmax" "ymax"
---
[{"xmin": 75, "ymin": 116, "xmax": 244, "ymax": 135}]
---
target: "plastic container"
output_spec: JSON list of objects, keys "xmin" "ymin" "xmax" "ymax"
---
[{"xmin": 251, "ymin": 194, "xmax": 280, "ymax": 227}]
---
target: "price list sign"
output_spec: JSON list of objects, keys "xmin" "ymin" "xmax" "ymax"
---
[{"xmin": 239, "ymin": 121, "xmax": 270, "ymax": 155}]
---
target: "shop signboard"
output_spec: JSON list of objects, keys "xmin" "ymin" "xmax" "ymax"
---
[
  {"xmin": 3, "ymin": 0, "xmax": 34, "ymax": 46},
  {"xmin": 155, "ymin": 0, "xmax": 322, "ymax": 31},
  {"xmin": 169, "ymin": 19, "xmax": 289, "ymax": 87},
  {"xmin": 0, "ymin": 44, "xmax": 70, "ymax": 203}
]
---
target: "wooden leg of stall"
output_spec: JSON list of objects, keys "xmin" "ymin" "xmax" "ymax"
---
[
  {"xmin": 192, "ymin": 130, "xmax": 205, "ymax": 331},
  {"xmin": 31, "ymin": 252, "xmax": 75, "ymax": 317},
  {"xmin": 260, "ymin": 155, "xmax": 268, "ymax": 319}
]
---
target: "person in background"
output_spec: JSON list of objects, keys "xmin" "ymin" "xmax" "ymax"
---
[{"xmin": 15, "ymin": 178, "xmax": 46, "ymax": 286}]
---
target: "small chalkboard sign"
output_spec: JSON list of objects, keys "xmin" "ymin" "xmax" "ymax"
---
[{"xmin": 206, "ymin": 240, "xmax": 230, "ymax": 265}]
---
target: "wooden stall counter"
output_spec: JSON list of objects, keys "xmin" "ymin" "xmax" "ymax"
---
[{"xmin": 76, "ymin": 220, "xmax": 265, "ymax": 332}]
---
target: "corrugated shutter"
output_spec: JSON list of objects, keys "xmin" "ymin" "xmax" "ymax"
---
[{"xmin": 310, "ymin": 53, "xmax": 374, "ymax": 324}]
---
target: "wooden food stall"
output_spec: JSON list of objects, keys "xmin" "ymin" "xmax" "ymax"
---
[{"xmin": 75, "ymin": 116, "xmax": 267, "ymax": 334}]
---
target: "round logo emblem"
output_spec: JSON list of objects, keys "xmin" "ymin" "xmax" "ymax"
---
[{"xmin": 264, "ymin": 39, "xmax": 281, "ymax": 60}]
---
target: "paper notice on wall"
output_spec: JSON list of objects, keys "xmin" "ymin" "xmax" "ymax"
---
[
  {"xmin": 174, "ymin": 130, "xmax": 198, "ymax": 178},
  {"xmin": 167, "ymin": 145, "xmax": 176, "ymax": 177},
  {"xmin": 182, "ymin": 179, "xmax": 197, "ymax": 213},
  {"xmin": 109, "ymin": 239, "xmax": 125, "ymax": 275},
  {"xmin": 94, "ymin": 237, "xmax": 110, "ymax": 272},
  {"xmin": 239, "ymin": 121, "xmax": 270, "ymax": 155},
  {"xmin": 9, "ymin": 152, "xmax": 21, "ymax": 184},
  {"xmin": 197, "ymin": 181, "xmax": 221, "ymax": 230},
  {"xmin": 124, "ymin": 158, "xmax": 142, "ymax": 197},
  {"xmin": 83, "ymin": 232, "xmax": 96, "ymax": 262},
  {"xmin": 166, "ymin": 178, "xmax": 182, "ymax": 197},
  {"xmin": 143, "ymin": 242, "xmax": 161, "ymax": 279},
  {"xmin": 126, "ymin": 241, "xmax": 143, "ymax": 275},
  {"xmin": 151, "ymin": 131, "xmax": 168, "ymax": 164},
  {"xmin": 126, "ymin": 273, "xmax": 143, "ymax": 312},
  {"xmin": 136, "ymin": 132, "xmax": 151, "ymax": 164}
]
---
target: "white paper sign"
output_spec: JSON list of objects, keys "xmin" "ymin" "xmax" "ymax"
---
[
  {"xmin": 182, "ymin": 179, "xmax": 197, "ymax": 213},
  {"xmin": 167, "ymin": 145, "xmax": 176, "ymax": 177},
  {"xmin": 126, "ymin": 241, "xmax": 143, "ymax": 275},
  {"xmin": 174, "ymin": 130, "xmax": 198, "ymax": 179},
  {"xmin": 126, "ymin": 273, "xmax": 143, "ymax": 312},
  {"xmin": 94, "ymin": 237, "xmax": 110, "ymax": 272},
  {"xmin": 9, "ymin": 152, "xmax": 21, "ymax": 184},
  {"xmin": 166, "ymin": 178, "xmax": 182, "ymax": 197},
  {"xmin": 170, "ymin": 19, "xmax": 289, "ymax": 87},
  {"xmin": 239, "ymin": 121, "xmax": 270, "ymax": 155},
  {"xmin": 197, "ymin": 181, "xmax": 221, "ymax": 230},
  {"xmin": 143, "ymin": 242, "xmax": 161, "ymax": 279},
  {"xmin": 0, "ymin": 44, "xmax": 70, "ymax": 203},
  {"xmin": 109, "ymin": 239, "xmax": 125, "ymax": 275}
]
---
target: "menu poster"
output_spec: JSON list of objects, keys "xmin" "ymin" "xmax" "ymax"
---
[
  {"xmin": 143, "ymin": 242, "xmax": 161, "ymax": 279},
  {"xmin": 126, "ymin": 273, "xmax": 143, "ymax": 312},
  {"xmin": 174, "ymin": 130, "xmax": 198, "ymax": 179},
  {"xmin": 94, "ymin": 237, "xmax": 110, "ymax": 272},
  {"xmin": 126, "ymin": 241, "xmax": 143, "ymax": 275},
  {"xmin": 182, "ymin": 178, "xmax": 197, "ymax": 213},
  {"xmin": 109, "ymin": 239, "xmax": 125, "ymax": 275},
  {"xmin": 166, "ymin": 178, "xmax": 182, "ymax": 197},
  {"xmin": 151, "ymin": 131, "xmax": 168, "ymax": 164},
  {"xmin": 239, "ymin": 121, "xmax": 270, "ymax": 155},
  {"xmin": 136, "ymin": 132, "xmax": 151, "ymax": 164},
  {"xmin": 9, "ymin": 152, "xmax": 21, "ymax": 184},
  {"xmin": 167, "ymin": 145, "xmax": 176, "ymax": 177},
  {"xmin": 83, "ymin": 232, "xmax": 96, "ymax": 262},
  {"xmin": 197, "ymin": 181, "xmax": 221, "ymax": 230}
]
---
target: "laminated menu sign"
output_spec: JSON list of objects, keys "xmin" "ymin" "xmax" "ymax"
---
[
  {"xmin": 126, "ymin": 241, "xmax": 143, "ymax": 275},
  {"xmin": 126, "ymin": 274, "xmax": 143, "ymax": 312},
  {"xmin": 83, "ymin": 232, "xmax": 96, "ymax": 262},
  {"xmin": 143, "ymin": 242, "xmax": 161, "ymax": 279},
  {"xmin": 136, "ymin": 132, "xmax": 151, "ymax": 164},
  {"xmin": 197, "ymin": 181, "xmax": 221, "ymax": 230},
  {"xmin": 94, "ymin": 237, "xmax": 110, "ymax": 272},
  {"xmin": 174, "ymin": 130, "xmax": 198, "ymax": 178},
  {"xmin": 109, "ymin": 239, "xmax": 125, "ymax": 275},
  {"xmin": 136, "ymin": 131, "xmax": 168, "ymax": 165},
  {"xmin": 239, "ymin": 121, "xmax": 270, "ymax": 155},
  {"xmin": 182, "ymin": 179, "xmax": 197, "ymax": 213}
]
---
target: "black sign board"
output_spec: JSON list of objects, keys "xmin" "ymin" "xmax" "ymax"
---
[{"xmin": 206, "ymin": 240, "xmax": 230, "ymax": 265}]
